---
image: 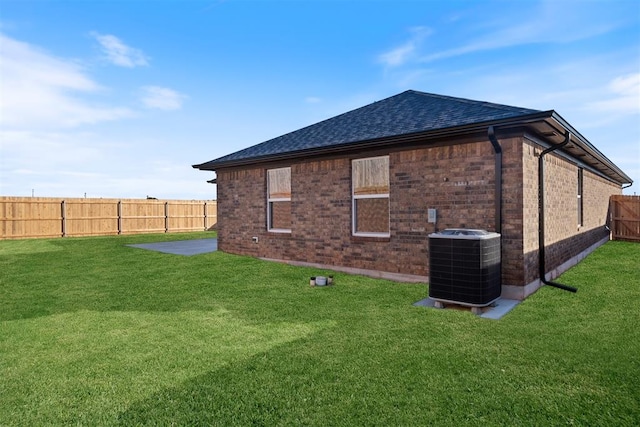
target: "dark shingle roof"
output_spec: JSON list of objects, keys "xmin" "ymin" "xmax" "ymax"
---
[{"xmin": 195, "ymin": 90, "xmax": 541, "ymax": 169}]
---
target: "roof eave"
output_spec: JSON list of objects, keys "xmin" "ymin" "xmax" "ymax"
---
[
  {"xmin": 544, "ymin": 112, "xmax": 632, "ymax": 185},
  {"xmin": 194, "ymin": 110, "xmax": 632, "ymax": 186}
]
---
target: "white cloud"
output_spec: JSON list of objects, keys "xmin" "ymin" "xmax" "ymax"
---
[
  {"xmin": 585, "ymin": 73, "xmax": 640, "ymax": 115},
  {"xmin": 378, "ymin": 26, "xmax": 431, "ymax": 67},
  {"xmin": 0, "ymin": 129, "xmax": 213, "ymax": 199},
  {"xmin": 0, "ymin": 33, "xmax": 206, "ymax": 199},
  {"xmin": 1, "ymin": 35, "xmax": 97, "ymax": 91},
  {"xmin": 92, "ymin": 32, "xmax": 149, "ymax": 68},
  {"xmin": 305, "ymin": 96, "xmax": 322, "ymax": 104},
  {"xmin": 376, "ymin": 2, "xmax": 624, "ymax": 65},
  {"xmin": 1, "ymin": 130, "xmax": 117, "ymax": 172},
  {"xmin": 141, "ymin": 86, "xmax": 187, "ymax": 110},
  {"xmin": 0, "ymin": 129, "xmax": 111, "ymax": 197},
  {"xmin": 0, "ymin": 33, "xmax": 135, "ymax": 129},
  {"xmin": 379, "ymin": 42, "xmax": 415, "ymax": 67},
  {"xmin": 420, "ymin": 14, "xmax": 615, "ymax": 64},
  {"xmin": 609, "ymin": 73, "xmax": 640, "ymax": 94}
]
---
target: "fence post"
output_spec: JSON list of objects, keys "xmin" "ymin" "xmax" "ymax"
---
[
  {"xmin": 204, "ymin": 201, "xmax": 208, "ymax": 231},
  {"xmin": 117, "ymin": 200, "xmax": 122, "ymax": 235},
  {"xmin": 164, "ymin": 201, "xmax": 169, "ymax": 233},
  {"xmin": 61, "ymin": 200, "xmax": 66, "ymax": 237}
]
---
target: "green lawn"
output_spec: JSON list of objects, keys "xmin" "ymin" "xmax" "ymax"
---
[{"xmin": 1, "ymin": 232, "xmax": 638, "ymax": 426}]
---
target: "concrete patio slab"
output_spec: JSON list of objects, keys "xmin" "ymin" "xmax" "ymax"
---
[{"xmin": 127, "ymin": 238, "xmax": 218, "ymax": 256}]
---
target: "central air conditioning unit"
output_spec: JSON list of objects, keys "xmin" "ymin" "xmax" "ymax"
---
[{"xmin": 428, "ymin": 228, "xmax": 501, "ymax": 308}]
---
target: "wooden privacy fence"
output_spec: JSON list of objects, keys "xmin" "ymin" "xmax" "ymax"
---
[
  {"xmin": 0, "ymin": 197, "xmax": 217, "ymax": 240},
  {"xmin": 610, "ymin": 195, "xmax": 640, "ymax": 242}
]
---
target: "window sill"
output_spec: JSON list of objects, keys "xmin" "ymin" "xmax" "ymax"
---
[
  {"xmin": 268, "ymin": 229, "xmax": 292, "ymax": 234},
  {"xmin": 351, "ymin": 233, "xmax": 391, "ymax": 243},
  {"xmin": 353, "ymin": 232, "xmax": 390, "ymax": 238}
]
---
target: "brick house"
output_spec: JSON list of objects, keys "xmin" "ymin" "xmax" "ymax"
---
[{"xmin": 194, "ymin": 90, "xmax": 632, "ymax": 300}]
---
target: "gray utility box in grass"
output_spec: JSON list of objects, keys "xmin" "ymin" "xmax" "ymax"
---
[{"xmin": 428, "ymin": 229, "xmax": 501, "ymax": 307}]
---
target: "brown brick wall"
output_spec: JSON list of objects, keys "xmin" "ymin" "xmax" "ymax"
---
[
  {"xmin": 390, "ymin": 141, "xmax": 499, "ymax": 275},
  {"xmin": 522, "ymin": 140, "xmax": 541, "ymax": 284},
  {"xmin": 217, "ymin": 137, "xmax": 501, "ymax": 277},
  {"xmin": 216, "ymin": 167, "xmax": 266, "ymax": 258},
  {"xmin": 499, "ymin": 136, "xmax": 525, "ymax": 286},
  {"xmin": 216, "ymin": 134, "xmax": 621, "ymax": 290},
  {"xmin": 583, "ymin": 170, "xmax": 619, "ymax": 228},
  {"xmin": 521, "ymin": 137, "xmax": 621, "ymax": 285}
]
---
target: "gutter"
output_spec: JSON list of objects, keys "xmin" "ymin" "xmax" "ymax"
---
[{"xmin": 538, "ymin": 130, "xmax": 578, "ymax": 293}]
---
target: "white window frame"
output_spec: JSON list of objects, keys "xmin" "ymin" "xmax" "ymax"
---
[
  {"xmin": 352, "ymin": 156, "xmax": 390, "ymax": 237},
  {"xmin": 267, "ymin": 167, "xmax": 292, "ymax": 233}
]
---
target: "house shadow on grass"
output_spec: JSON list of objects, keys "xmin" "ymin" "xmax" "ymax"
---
[
  {"xmin": 115, "ymin": 334, "xmax": 405, "ymax": 426},
  {"xmin": 115, "ymin": 322, "xmax": 381, "ymax": 426}
]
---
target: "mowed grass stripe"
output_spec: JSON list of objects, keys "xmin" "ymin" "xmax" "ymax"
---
[{"xmin": 0, "ymin": 232, "xmax": 638, "ymax": 425}]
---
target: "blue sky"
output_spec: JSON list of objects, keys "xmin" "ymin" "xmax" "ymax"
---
[{"xmin": 1, "ymin": 0, "xmax": 638, "ymax": 199}]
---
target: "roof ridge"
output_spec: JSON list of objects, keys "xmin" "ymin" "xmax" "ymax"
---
[{"xmin": 407, "ymin": 89, "xmax": 540, "ymax": 113}]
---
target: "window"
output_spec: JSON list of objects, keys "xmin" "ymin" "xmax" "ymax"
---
[
  {"xmin": 352, "ymin": 156, "xmax": 390, "ymax": 236},
  {"xmin": 577, "ymin": 168, "xmax": 584, "ymax": 227},
  {"xmin": 267, "ymin": 167, "xmax": 291, "ymax": 232}
]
